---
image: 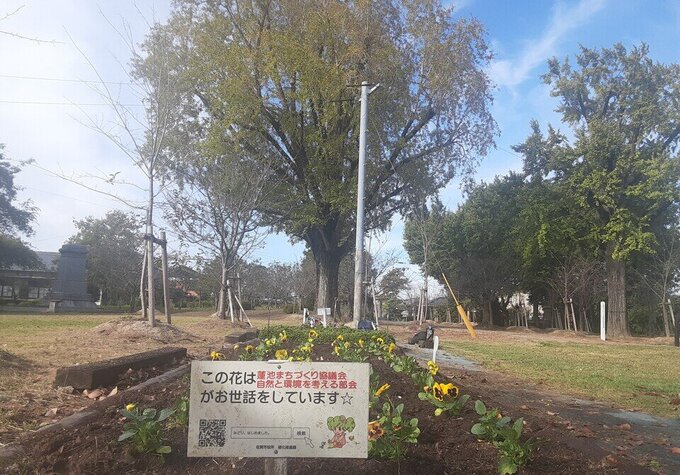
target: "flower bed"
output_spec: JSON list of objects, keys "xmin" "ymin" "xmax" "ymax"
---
[{"xmin": 4, "ymin": 326, "xmax": 636, "ymax": 474}]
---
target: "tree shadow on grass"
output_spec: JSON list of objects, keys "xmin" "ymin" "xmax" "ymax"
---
[{"xmin": 0, "ymin": 349, "xmax": 35, "ymax": 375}]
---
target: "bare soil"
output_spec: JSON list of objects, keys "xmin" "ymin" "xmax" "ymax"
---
[{"xmin": 89, "ymin": 318, "xmax": 199, "ymax": 344}]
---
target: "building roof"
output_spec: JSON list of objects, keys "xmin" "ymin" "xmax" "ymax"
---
[{"xmin": 5, "ymin": 251, "xmax": 60, "ymax": 272}]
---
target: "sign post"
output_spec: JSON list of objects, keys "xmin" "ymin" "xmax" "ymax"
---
[
  {"xmin": 600, "ymin": 301, "xmax": 606, "ymax": 341},
  {"xmin": 316, "ymin": 308, "xmax": 330, "ymax": 327},
  {"xmin": 432, "ymin": 335, "xmax": 439, "ymax": 363},
  {"xmin": 187, "ymin": 361, "xmax": 369, "ymax": 462}
]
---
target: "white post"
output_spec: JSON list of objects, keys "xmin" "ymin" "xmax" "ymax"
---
[
  {"xmin": 600, "ymin": 301, "xmax": 606, "ymax": 341},
  {"xmin": 371, "ymin": 282, "xmax": 379, "ymax": 329},
  {"xmin": 352, "ymin": 81, "xmax": 369, "ymax": 326},
  {"xmin": 227, "ymin": 279, "xmax": 235, "ymax": 323},
  {"xmin": 432, "ymin": 335, "xmax": 439, "ymax": 363}
]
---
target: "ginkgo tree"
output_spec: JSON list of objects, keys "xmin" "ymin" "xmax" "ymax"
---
[
  {"xmin": 137, "ymin": 0, "xmax": 497, "ymax": 312},
  {"xmin": 538, "ymin": 43, "xmax": 680, "ymax": 336}
]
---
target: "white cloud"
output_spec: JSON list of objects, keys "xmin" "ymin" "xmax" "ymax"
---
[{"xmin": 488, "ymin": 0, "xmax": 607, "ymax": 88}]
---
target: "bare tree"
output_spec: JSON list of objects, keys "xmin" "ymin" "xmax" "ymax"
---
[
  {"xmin": 164, "ymin": 154, "xmax": 272, "ymax": 321},
  {"xmin": 633, "ymin": 225, "xmax": 680, "ymax": 336},
  {"xmin": 0, "ymin": 5, "xmax": 60, "ymax": 44},
  {"xmin": 42, "ymin": 15, "xmax": 183, "ymax": 327},
  {"xmin": 546, "ymin": 255, "xmax": 602, "ymax": 332}
]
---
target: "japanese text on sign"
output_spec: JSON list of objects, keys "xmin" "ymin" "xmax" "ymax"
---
[{"xmin": 187, "ymin": 361, "xmax": 369, "ymax": 459}]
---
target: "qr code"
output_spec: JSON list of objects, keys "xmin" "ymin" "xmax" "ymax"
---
[{"xmin": 198, "ymin": 419, "xmax": 227, "ymax": 447}]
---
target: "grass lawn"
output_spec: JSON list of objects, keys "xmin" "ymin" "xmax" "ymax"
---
[{"xmin": 440, "ymin": 339, "xmax": 680, "ymax": 418}]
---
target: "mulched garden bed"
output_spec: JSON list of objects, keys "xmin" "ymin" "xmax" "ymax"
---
[
  {"xmin": 0, "ymin": 354, "xmax": 190, "ymax": 447},
  {"xmin": 2, "ymin": 335, "xmax": 639, "ymax": 474}
]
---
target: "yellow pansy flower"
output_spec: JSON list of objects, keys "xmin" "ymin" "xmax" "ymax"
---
[
  {"xmin": 374, "ymin": 383, "xmax": 390, "ymax": 397},
  {"xmin": 368, "ymin": 421, "xmax": 384, "ymax": 440},
  {"xmin": 432, "ymin": 382, "xmax": 445, "ymax": 401}
]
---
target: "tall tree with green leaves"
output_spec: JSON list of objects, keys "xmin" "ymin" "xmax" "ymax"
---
[
  {"xmin": 512, "ymin": 121, "xmax": 600, "ymax": 320},
  {"xmin": 0, "ymin": 145, "xmax": 39, "ymax": 268},
  {"xmin": 541, "ymin": 44, "xmax": 680, "ymax": 336},
  {"xmin": 405, "ymin": 174, "xmax": 525, "ymax": 325},
  {"xmin": 139, "ymin": 0, "xmax": 497, "ymax": 311},
  {"xmin": 69, "ymin": 211, "xmax": 144, "ymax": 308},
  {"xmin": 378, "ymin": 267, "xmax": 410, "ymax": 319}
]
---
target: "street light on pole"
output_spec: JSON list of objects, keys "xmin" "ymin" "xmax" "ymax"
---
[{"xmin": 353, "ymin": 80, "xmax": 380, "ymax": 326}]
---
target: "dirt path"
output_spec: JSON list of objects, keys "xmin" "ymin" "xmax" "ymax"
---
[{"xmin": 402, "ymin": 343, "xmax": 679, "ymax": 474}]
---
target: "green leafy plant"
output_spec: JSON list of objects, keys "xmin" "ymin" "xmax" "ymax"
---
[
  {"xmin": 496, "ymin": 424, "xmax": 535, "ymax": 475},
  {"xmin": 471, "ymin": 400, "xmax": 535, "ymax": 474},
  {"xmin": 258, "ymin": 325, "xmax": 394, "ymax": 346},
  {"xmin": 167, "ymin": 396, "xmax": 189, "ymax": 429},
  {"xmin": 118, "ymin": 404, "xmax": 174, "ymax": 456},
  {"xmin": 471, "ymin": 400, "xmax": 508, "ymax": 442},
  {"xmin": 389, "ymin": 354, "xmax": 419, "ymax": 375},
  {"xmin": 289, "ymin": 340, "xmax": 314, "ymax": 361},
  {"xmin": 411, "ymin": 372, "xmax": 433, "ymax": 391},
  {"xmin": 368, "ymin": 399, "xmax": 420, "ymax": 460},
  {"xmin": 368, "ymin": 366, "xmax": 384, "ymax": 409},
  {"xmin": 333, "ymin": 336, "xmax": 368, "ymax": 362},
  {"xmin": 418, "ymin": 381, "xmax": 469, "ymax": 416}
]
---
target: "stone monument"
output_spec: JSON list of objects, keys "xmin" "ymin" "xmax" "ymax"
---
[{"xmin": 48, "ymin": 244, "xmax": 96, "ymax": 311}]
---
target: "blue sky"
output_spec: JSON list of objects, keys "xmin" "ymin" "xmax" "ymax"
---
[{"xmin": 2, "ymin": 0, "xmax": 679, "ymax": 278}]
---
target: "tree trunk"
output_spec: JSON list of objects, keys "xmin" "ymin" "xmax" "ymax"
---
[
  {"xmin": 661, "ymin": 298, "xmax": 672, "ymax": 337},
  {"xmin": 478, "ymin": 299, "xmax": 493, "ymax": 326},
  {"xmin": 216, "ymin": 263, "xmax": 228, "ymax": 319},
  {"xmin": 315, "ymin": 251, "xmax": 341, "ymax": 313},
  {"xmin": 139, "ymin": 247, "xmax": 147, "ymax": 320},
  {"xmin": 146, "ymin": 174, "xmax": 156, "ymax": 327},
  {"xmin": 606, "ymin": 251, "xmax": 629, "ymax": 337}
]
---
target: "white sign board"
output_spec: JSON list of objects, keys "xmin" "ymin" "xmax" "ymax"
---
[
  {"xmin": 315, "ymin": 308, "xmax": 330, "ymax": 327},
  {"xmin": 187, "ymin": 361, "xmax": 369, "ymax": 458}
]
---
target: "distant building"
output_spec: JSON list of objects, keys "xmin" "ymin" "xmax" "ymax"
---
[{"xmin": 0, "ymin": 251, "xmax": 59, "ymax": 302}]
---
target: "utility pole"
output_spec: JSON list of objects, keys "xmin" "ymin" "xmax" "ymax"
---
[{"xmin": 352, "ymin": 80, "xmax": 380, "ymax": 326}]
